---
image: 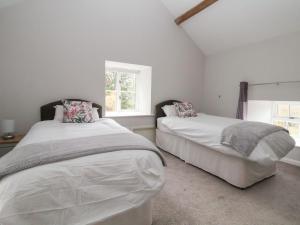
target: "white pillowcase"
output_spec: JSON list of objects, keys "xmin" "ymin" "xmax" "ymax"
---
[
  {"xmin": 162, "ymin": 105, "xmax": 178, "ymax": 117},
  {"xmin": 54, "ymin": 105, "xmax": 100, "ymax": 122},
  {"xmin": 92, "ymin": 108, "xmax": 100, "ymax": 121},
  {"xmin": 54, "ymin": 105, "xmax": 64, "ymax": 121}
]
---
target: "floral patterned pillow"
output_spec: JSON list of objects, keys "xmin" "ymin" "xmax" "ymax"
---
[
  {"xmin": 174, "ymin": 102, "xmax": 197, "ymax": 118},
  {"xmin": 63, "ymin": 100, "xmax": 94, "ymax": 123}
]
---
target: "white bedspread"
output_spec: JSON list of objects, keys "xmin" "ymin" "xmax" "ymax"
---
[
  {"xmin": 0, "ymin": 119, "xmax": 164, "ymax": 225},
  {"xmin": 158, "ymin": 114, "xmax": 290, "ymax": 165}
]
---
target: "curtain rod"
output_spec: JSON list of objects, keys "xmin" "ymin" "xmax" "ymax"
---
[{"xmin": 247, "ymin": 80, "xmax": 300, "ymax": 87}]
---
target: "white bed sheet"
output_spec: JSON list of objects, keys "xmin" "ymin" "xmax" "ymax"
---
[
  {"xmin": 0, "ymin": 119, "xmax": 164, "ymax": 225},
  {"xmin": 18, "ymin": 118, "xmax": 129, "ymax": 147},
  {"xmin": 158, "ymin": 114, "xmax": 281, "ymax": 165}
]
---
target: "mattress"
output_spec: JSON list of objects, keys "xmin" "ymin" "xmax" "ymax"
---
[
  {"xmin": 157, "ymin": 114, "xmax": 283, "ymax": 165},
  {"xmin": 0, "ymin": 119, "xmax": 165, "ymax": 225}
]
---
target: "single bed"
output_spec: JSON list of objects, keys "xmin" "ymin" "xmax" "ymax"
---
[
  {"xmin": 155, "ymin": 100, "xmax": 293, "ymax": 188},
  {"xmin": 0, "ymin": 99, "xmax": 165, "ymax": 225}
]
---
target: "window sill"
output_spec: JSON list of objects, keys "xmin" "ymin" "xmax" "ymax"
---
[{"xmin": 104, "ymin": 113, "xmax": 154, "ymax": 118}]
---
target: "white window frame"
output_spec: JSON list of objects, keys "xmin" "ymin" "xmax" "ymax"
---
[
  {"xmin": 106, "ymin": 70, "xmax": 137, "ymax": 113},
  {"xmin": 105, "ymin": 61, "xmax": 152, "ymax": 117},
  {"xmin": 272, "ymin": 101, "xmax": 300, "ymax": 146}
]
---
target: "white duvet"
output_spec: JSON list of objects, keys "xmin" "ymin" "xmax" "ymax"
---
[
  {"xmin": 158, "ymin": 113, "xmax": 290, "ymax": 165},
  {"xmin": 0, "ymin": 119, "xmax": 164, "ymax": 225}
]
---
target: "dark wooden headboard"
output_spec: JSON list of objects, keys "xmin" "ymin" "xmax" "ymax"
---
[
  {"xmin": 40, "ymin": 99, "xmax": 102, "ymax": 121},
  {"xmin": 155, "ymin": 100, "xmax": 181, "ymax": 127}
]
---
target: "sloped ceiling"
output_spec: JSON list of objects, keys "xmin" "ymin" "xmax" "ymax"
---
[{"xmin": 161, "ymin": 0, "xmax": 300, "ymax": 55}]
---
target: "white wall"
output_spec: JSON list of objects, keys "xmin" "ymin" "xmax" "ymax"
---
[
  {"xmin": 0, "ymin": 0, "xmax": 204, "ymax": 132},
  {"xmin": 203, "ymin": 31, "xmax": 300, "ymax": 118},
  {"xmin": 202, "ymin": 31, "xmax": 300, "ymax": 163}
]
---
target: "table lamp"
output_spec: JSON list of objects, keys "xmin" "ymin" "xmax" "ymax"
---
[{"xmin": 1, "ymin": 119, "xmax": 15, "ymax": 140}]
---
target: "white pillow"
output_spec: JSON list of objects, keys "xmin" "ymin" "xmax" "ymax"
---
[
  {"xmin": 92, "ymin": 108, "xmax": 100, "ymax": 121},
  {"xmin": 162, "ymin": 105, "xmax": 178, "ymax": 117},
  {"xmin": 54, "ymin": 105, "xmax": 64, "ymax": 121},
  {"xmin": 54, "ymin": 105, "xmax": 100, "ymax": 121}
]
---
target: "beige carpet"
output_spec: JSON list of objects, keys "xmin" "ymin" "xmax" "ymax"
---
[{"xmin": 152, "ymin": 151, "xmax": 300, "ymax": 225}]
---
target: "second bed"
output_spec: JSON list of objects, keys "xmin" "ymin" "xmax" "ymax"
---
[{"xmin": 155, "ymin": 100, "xmax": 294, "ymax": 188}]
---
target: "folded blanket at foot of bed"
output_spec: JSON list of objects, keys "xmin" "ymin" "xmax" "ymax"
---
[
  {"xmin": 0, "ymin": 132, "xmax": 166, "ymax": 179},
  {"xmin": 221, "ymin": 121, "xmax": 295, "ymax": 157}
]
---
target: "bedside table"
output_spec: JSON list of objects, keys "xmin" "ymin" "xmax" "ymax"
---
[{"xmin": 0, "ymin": 134, "xmax": 24, "ymax": 157}]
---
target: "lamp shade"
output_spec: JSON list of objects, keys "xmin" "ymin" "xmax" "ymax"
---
[{"xmin": 1, "ymin": 120, "xmax": 15, "ymax": 134}]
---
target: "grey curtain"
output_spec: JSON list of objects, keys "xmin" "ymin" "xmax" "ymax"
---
[{"xmin": 236, "ymin": 81, "xmax": 248, "ymax": 120}]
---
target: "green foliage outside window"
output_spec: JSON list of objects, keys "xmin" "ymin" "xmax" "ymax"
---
[{"xmin": 105, "ymin": 71, "xmax": 136, "ymax": 112}]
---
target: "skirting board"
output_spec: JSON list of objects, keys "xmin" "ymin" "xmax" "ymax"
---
[
  {"xmin": 130, "ymin": 125, "xmax": 155, "ymax": 130},
  {"xmin": 281, "ymin": 158, "xmax": 300, "ymax": 167}
]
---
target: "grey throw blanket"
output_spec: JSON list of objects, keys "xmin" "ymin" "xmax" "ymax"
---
[
  {"xmin": 221, "ymin": 121, "xmax": 295, "ymax": 157},
  {"xmin": 0, "ymin": 133, "xmax": 166, "ymax": 179}
]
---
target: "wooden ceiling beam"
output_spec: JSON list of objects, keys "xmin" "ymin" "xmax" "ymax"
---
[{"xmin": 175, "ymin": 0, "xmax": 218, "ymax": 25}]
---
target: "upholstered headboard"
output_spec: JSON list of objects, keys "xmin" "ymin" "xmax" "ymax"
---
[
  {"xmin": 40, "ymin": 99, "xmax": 102, "ymax": 121},
  {"xmin": 155, "ymin": 100, "xmax": 181, "ymax": 127}
]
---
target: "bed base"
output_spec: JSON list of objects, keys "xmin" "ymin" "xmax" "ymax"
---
[
  {"xmin": 156, "ymin": 129, "xmax": 276, "ymax": 188},
  {"xmin": 93, "ymin": 200, "xmax": 152, "ymax": 225}
]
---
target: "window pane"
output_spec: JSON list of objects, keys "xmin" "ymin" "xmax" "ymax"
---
[
  {"xmin": 105, "ymin": 71, "xmax": 117, "ymax": 90},
  {"xmin": 273, "ymin": 120, "xmax": 287, "ymax": 129},
  {"xmin": 276, "ymin": 104, "xmax": 289, "ymax": 117},
  {"xmin": 120, "ymin": 92, "xmax": 135, "ymax": 111},
  {"xmin": 287, "ymin": 122, "xmax": 300, "ymax": 138},
  {"xmin": 105, "ymin": 90, "xmax": 117, "ymax": 112},
  {"xmin": 120, "ymin": 73, "xmax": 136, "ymax": 92},
  {"xmin": 290, "ymin": 104, "xmax": 300, "ymax": 118}
]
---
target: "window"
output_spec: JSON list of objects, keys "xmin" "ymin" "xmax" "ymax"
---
[
  {"xmin": 272, "ymin": 102, "xmax": 300, "ymax": 146},
  {"xmin": 105, "ymin": 70, "xmax": 136, "ymax": 113},
  {"xmin": 247, "ymin": 100, "xmax": 300, "ymax": 146},
  {"xmin": 105, "ymin": 61, "xmax": 152, "ymax": 116}
]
